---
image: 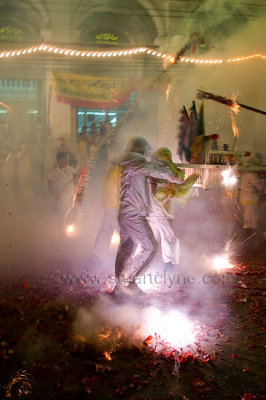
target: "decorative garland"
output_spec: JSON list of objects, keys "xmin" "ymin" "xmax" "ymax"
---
[{"xmin": 0, "ymin": 43, "xmax": 265, "ymax": 65}]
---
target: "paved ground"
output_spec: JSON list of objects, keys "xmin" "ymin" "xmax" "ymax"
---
[
  {"xmin": 0, "ymin": 188, "xmax": 265, "ymax": 399},
  {"xmin": 0, "ymin": 247, "xmax": 265, "ymax": 400}
]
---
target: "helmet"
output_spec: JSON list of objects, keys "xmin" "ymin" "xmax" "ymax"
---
[{"xmin": 126, "ymin": 136, "xmax": 151, "ymax": 155}]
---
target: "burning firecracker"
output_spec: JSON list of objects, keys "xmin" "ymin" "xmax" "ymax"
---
[{"xmin": 197, "ymin": 89, "xmax": 266, "ymax": 116}]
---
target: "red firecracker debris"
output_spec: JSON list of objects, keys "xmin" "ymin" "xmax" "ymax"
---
[
  {"xmin": 178, "ymin": 352, "xmax": 195, "ymax": 364},
  {"xmin": 143, "ymin": 335, "xmax": 154, "ymax": 346}
]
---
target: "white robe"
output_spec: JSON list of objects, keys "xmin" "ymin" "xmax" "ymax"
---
[
  {"xmin": 49, "ymin": 166, "xmax": 75, "ymax": 215},
  {"xmin": 240, "ymin": 172, "xmax": 263, "ymax": 229}
]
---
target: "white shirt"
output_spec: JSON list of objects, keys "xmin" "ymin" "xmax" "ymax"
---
[
  {"xmin": 49, "ymin": 166, "xmax": 75, "ymax": 198},
  {"xmin": 240, "ymin": 172, "xmax": 263, "ymax": 204},
  {"xmin": 118, "ymin": 152, "xmax": 177, "ymax": 217}
]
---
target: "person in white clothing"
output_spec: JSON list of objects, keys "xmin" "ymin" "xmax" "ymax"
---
[
  {"xmin": 48, "ymin": 151, "xmax": 77, "ymax": 234},
  {"xmin": 240, "ymin": 155, "xmax": 264, "ymax": 230},
  {"xmin": 113, "ymin": 137, "xmax": 184, "ymax": 297},
  {"xmin": 148, "ymin": 147, "xmax": 198, "ymax": 272}
]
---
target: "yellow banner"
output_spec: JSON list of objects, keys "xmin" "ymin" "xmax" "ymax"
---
[
  {"xmin": 51, "ymin": 71, "xmax": 135, "ymax": 108},
  {"xmin": 51, "ymin": 71, "xmax": 169, "ymax": 109}
]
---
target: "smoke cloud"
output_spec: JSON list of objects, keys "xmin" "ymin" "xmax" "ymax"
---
[{"xmin": 0, "ymin": 3, "xmax": 264, "ymax": 338}]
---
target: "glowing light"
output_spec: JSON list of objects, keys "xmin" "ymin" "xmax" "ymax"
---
[
  {"xmin": 65, "ymin": 224, "xmax": 75, "ymax": 236},
  {"xmin": 221, "ymin": 169, "xmax": 238, "ymax": 186},
  {"xmin": 213, "ymin": 255, "xmax": 233, "ymax": 271},
  {"xmin": 0, "ymin": 44, "xmax": 265, "ymax": 65},
  {"xmin": 143, "ymin": 307, "xmax": 195, "ymax": 347},
  {"xmin": 231, "ymin": 102, "xmax": 240, "ymax": 114},
  {"xmin": 103, "ymin": 351, "xmax": 112, "ymax": 361},
  {"xmin": 110, "ymin": 230, "xmax": 120, "ymax": 246}
]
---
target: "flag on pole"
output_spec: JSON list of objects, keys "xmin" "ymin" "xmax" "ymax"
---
[
  {"xmin": 198, "ymin": 100, "xmax": 205, "ymax": 136},
  {"xmin": 190, "ymin": 100, "xmax": 205, "ymax": 163},
  {"xmin": 189, "ymin": 101, "xmax": 199, "ymax": 146},
  {"xmin": 177, "ymin": 105, "xmax": 191, "ymax": 162}
]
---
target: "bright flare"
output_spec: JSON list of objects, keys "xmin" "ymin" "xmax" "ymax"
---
[
  {"xmin": 65, "ymin": 224, "xmax": 75, "ymax": 236},
  {"xmin": 143, "ymin": 307, "xmax": 195, "ymax": 347},
  {"xmin": 231, "ymin": 102, "xmax": 240, "ymax": 114},
  {"xmin": 213, "ymin": 255, "xmax": 233, "ymax": 271},
  {"xmin": 103, "ymin": 351, "xmax": 112, "ymax": 361},
  {"xmin": 110, "ymin": 230, "xmax": 120, "ymax": 247},
  {"xmin": 221, "ymin": 169, "xmax": 237, "ymax": 186}
]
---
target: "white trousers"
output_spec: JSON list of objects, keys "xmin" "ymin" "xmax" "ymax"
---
[
  {"xmin": 242, "ymin": 203, "xmax": 259, "ymax": 229},
  {"xmin": 115, "ymin": 214, "xmax": 157, "ymax": 285},
  {"xmin": 147, "ymin": 216, "xmax": 179, "ymax": 265}
]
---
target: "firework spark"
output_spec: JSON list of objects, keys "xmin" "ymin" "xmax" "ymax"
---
[
  {"xmin": 225, "ymin": 231, "xmax": 257, "ymax": 255},
  {"xmin": 142, "ymin": 307, "xmax": 196, "ymax": 348},
  {"xmin": 65, "ymin": 224, "xmax": 75, "ymax": 236},
  {"xmin": 103, "ymin": 350, "xmax": 112, "ymax": 361},
  {"xmin": 221, "ymin": 169, "xmax": 238, "ymax": 186},
  {"xmin": 213, "ymin": 254, "xmax": 233, "ymax": 271},
  {"xmin": 110, "ymin": 230, "xmax": 120, "ymax": 247}
]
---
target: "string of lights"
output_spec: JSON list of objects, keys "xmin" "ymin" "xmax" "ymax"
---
[{"xmin": 0, "ymin": 43, "xmax": 265, "ymax": 64}]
